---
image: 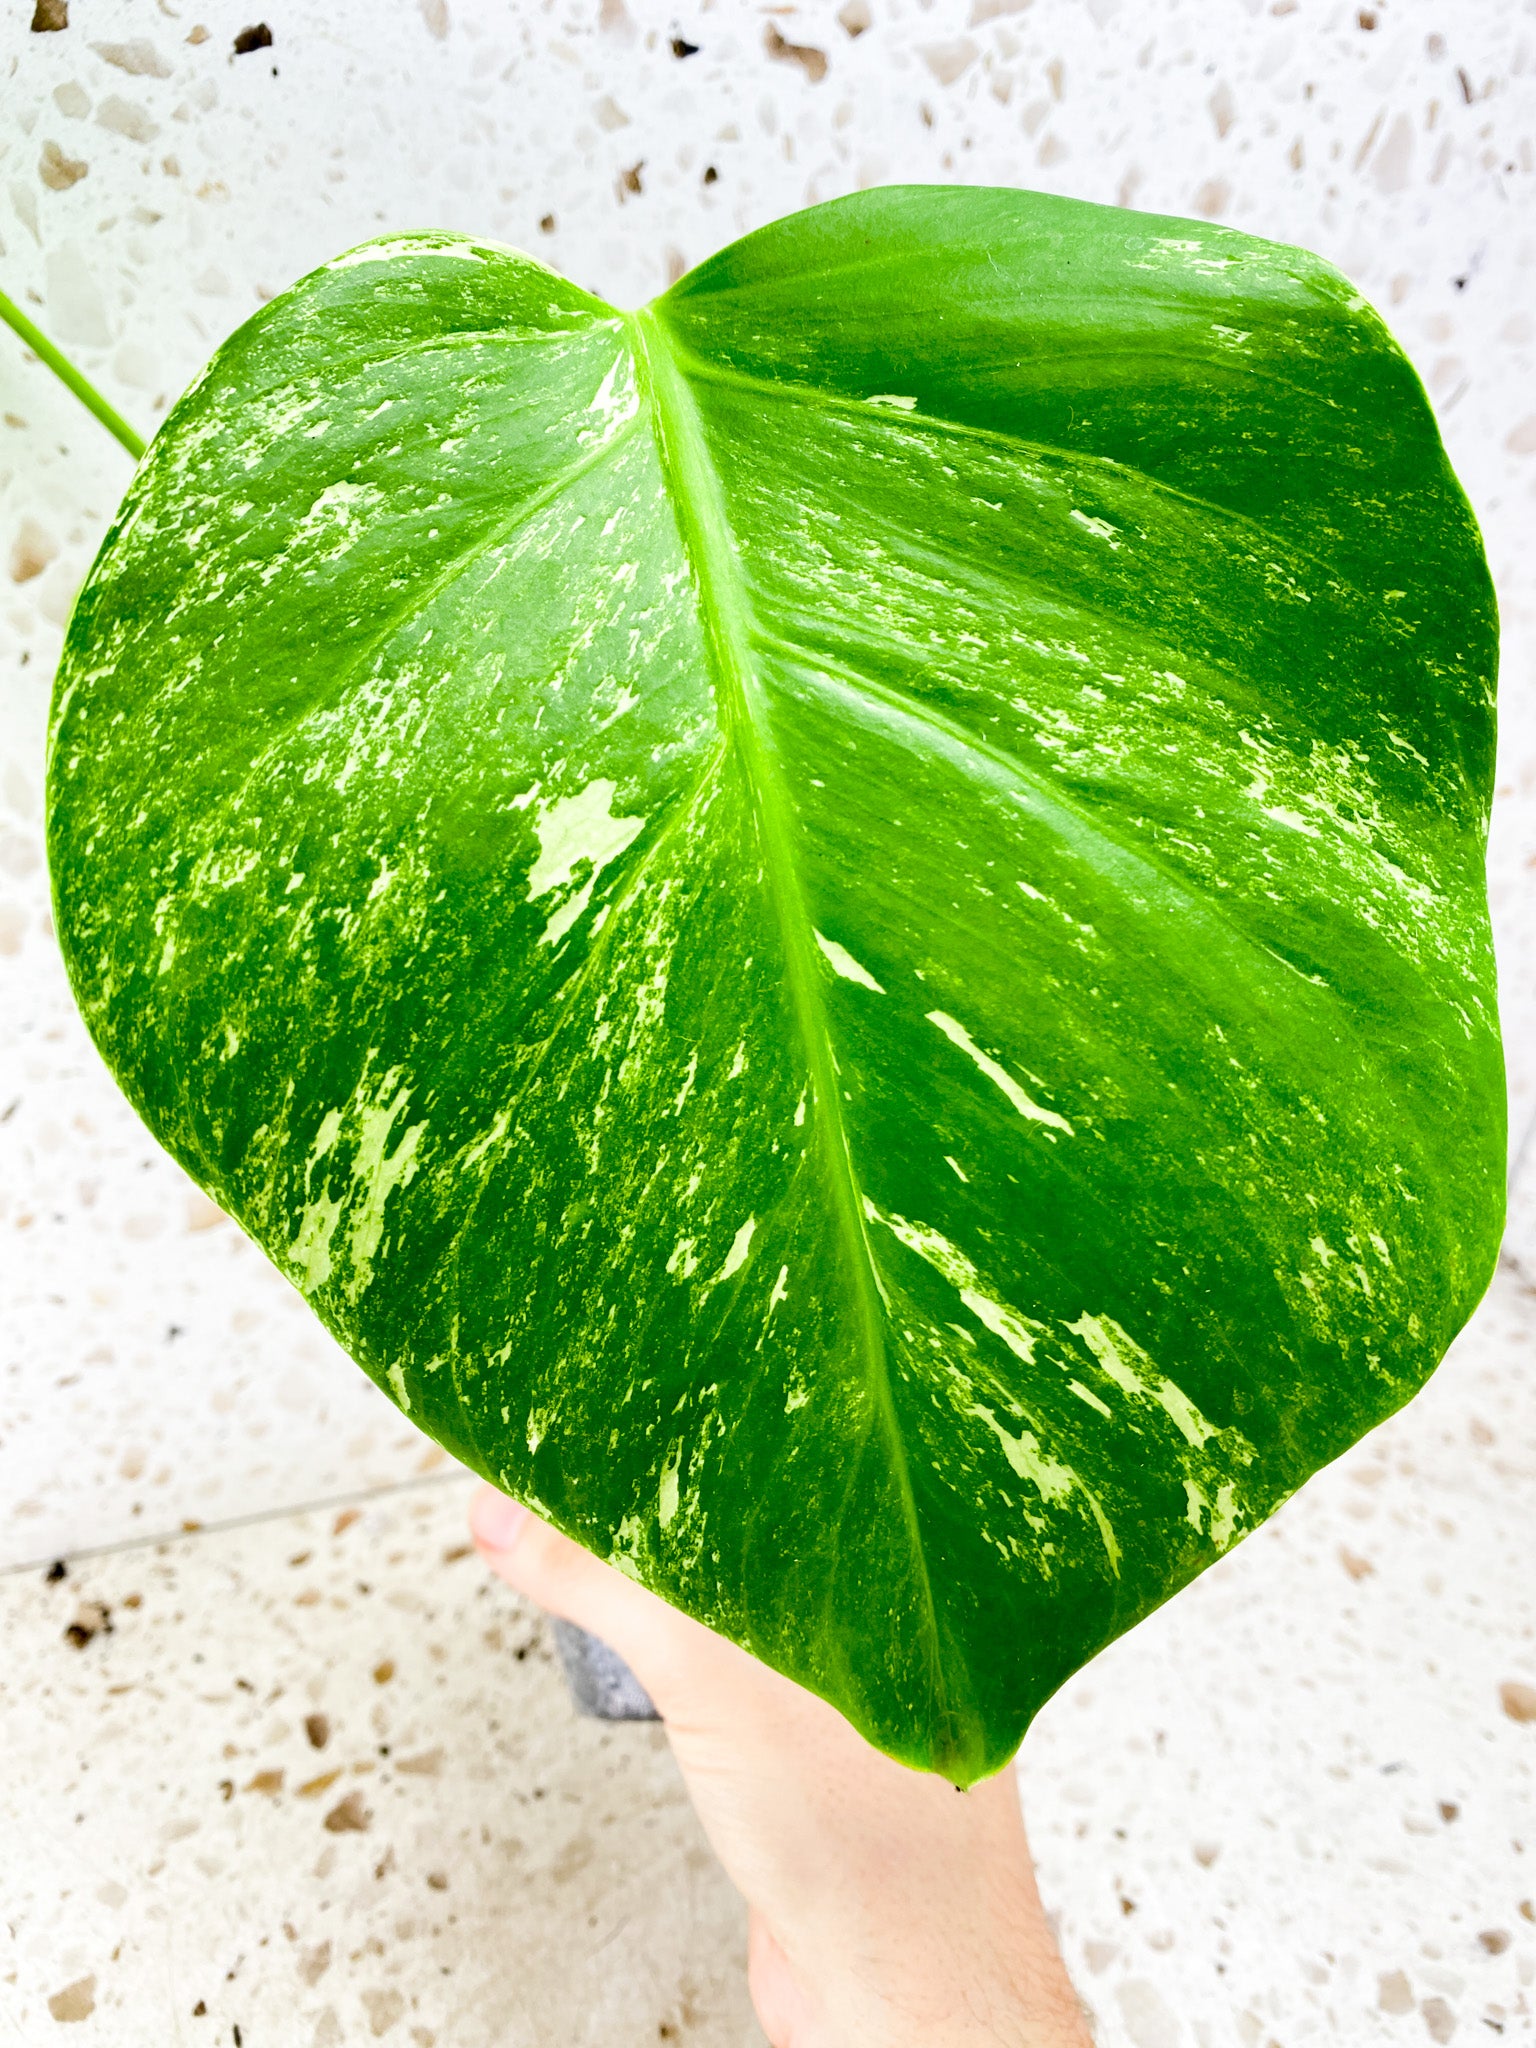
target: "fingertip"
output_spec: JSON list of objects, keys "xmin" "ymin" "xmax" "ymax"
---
[{"xmin": 470, "ymin": 1483, "xmax": 531, "ymax": 1557}]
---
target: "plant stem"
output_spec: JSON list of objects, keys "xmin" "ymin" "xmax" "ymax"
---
[{"xmin": 0, "ymin": 286, "xmax": 146, "ymax": 461}]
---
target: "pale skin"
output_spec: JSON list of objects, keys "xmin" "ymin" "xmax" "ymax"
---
[{"xmin": 470, "ymin": 1487, "xmax": 1094, "ymax": 2048}]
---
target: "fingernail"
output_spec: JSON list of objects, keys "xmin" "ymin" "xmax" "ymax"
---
[{"xmin": 471, "ymin": 1489, "xmax": 530, "ymax": 1554}]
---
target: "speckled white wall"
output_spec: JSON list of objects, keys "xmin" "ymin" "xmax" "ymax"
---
[{"xmin": 2, "ymin": 4, "xmax": 1534, "ymax": 2045}]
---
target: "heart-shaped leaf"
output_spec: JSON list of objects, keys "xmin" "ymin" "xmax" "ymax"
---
[{"xmin": 48, "ymin": 188, "xmax": 1502, "ymax": 1782}]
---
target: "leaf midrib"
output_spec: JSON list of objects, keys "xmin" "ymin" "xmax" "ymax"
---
[{"xmin": 629, "ymin": 304, "xmax": 956, "ymax": 1751}]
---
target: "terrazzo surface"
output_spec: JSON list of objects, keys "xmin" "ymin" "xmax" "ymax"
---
[
  {"xmin": 1, "ymin": 1483, "xmax": 764, "ymax": 2047},
  {"xmin": 2, "ymin": 0, "xmax": 1534, "ymax": 2041}
]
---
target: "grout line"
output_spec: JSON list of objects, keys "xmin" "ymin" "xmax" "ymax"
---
[{"xmin": 0, "ymin": 1465, "xmax": 478, "ymax": 1580}]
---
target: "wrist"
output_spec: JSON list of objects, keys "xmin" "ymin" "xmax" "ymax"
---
[{"xmin": 786, "ymin": 1918, "xmax": 1089, "ymax": 2048}]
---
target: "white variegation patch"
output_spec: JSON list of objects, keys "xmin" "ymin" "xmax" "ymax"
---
[
  {"xmin": 527, "ymin": 777, "xmax": 646, "ymax": 946},
  {"xmin": 926, "ymin": 1010, "xmax": 1073, "ymax": 1135},
  {"xmin": 814, "ymin": 931, "xmax": 884, "ymax": 991}
]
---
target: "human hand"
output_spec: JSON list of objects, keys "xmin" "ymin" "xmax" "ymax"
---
[{"xmin": 470, "ymin": 1487, "xmax": 1092, "ymax": 2048}]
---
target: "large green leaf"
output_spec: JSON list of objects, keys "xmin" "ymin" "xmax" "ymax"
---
[{"xmin": 47, "ymin": 187, "xmax": 1501, "ymax": 1783}]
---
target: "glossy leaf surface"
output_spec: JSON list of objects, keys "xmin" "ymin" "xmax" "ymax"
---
[{"xmin": 48, "ymin": 188, "xmax": 1502, "ymax": 1781}]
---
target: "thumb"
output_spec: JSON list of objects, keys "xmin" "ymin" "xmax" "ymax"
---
[{"xmin": 468, "ymin": 1484, "xmax": 689, "ymax": 1701}]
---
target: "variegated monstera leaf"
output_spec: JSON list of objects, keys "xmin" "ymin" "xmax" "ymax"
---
[{"xmin": 48, "ymin": 187, "xmax": 1502, "ymax": 1782}]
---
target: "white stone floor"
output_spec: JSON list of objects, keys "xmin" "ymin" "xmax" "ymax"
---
[
  {"xmin": 3, "ymin": 1, "xmax": 1535, "ymax": 2042},
  {"xmin": 1, "ymin": 1481, "xmax": 761, "ymax": 2047}
]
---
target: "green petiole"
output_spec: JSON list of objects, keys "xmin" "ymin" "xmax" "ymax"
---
[{"xmin": 0, "ymin": 285, "xmax": 146, "ymax": 461}]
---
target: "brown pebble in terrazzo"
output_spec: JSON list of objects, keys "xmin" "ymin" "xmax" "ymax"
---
[
  {"xmin": 45, "ymin": 1559, "xmax": 67, "ymax": 1583},
  {"xmin": 425, "ymin": 1871, "xmax": 448, "ymax": 1891},
  {"xmin": 922, "ymin": 39, "xmax": 978, "ymax": 87},
  {"xmin": 670, "ymin": 35, "xmax": 699, "ymax": 57},
  {"xmin": 31, "ymin": 0, "xmax": 68, "ymax": 29},
  {"xmin": 1192, "ymin": 1841, "xmax": 1220, "ymax": 1867},
  {"xmin": 11, "ymin": 519, "xmax": 60, "ymax": 584},
  {"xmin": 298, "ymin": 1769, "xmax": 342, "ymax": 1798},
  {"xmin": 1519, "ymin": 1900, "xmax": 1535, "ymax": 1923},
  {"xmin": 1378, "ymin": 1970, "xmax": 1413, "ymax": 2015},
  {"xmin": 838, "ymin": 0, "xmax": 871, "ymax": 34},
  {"xmin": 441, "ymin": 1544, "xmax": 473, "ymax": 1563},
  {"xmin": 619, "ymin": 161, "xmax": 644, "ymax": 196},
  {"xmin": 333, "ymin": 1509, "xmax": 360, "ymax": 1537},
  {"xmin": 187, "ymin": 24, "xmax": 210, "ymax": 43},
  {"xmin": 1421, "ymin": 1996, "xmax": 1456, "ymax": 2045},
  {"xmin": 47, "ymin": 1974, "xmax": 96, "ymax": 2021},
  {"xmin": 362, "ymin": 1989, "xmax": 406, "ymax": 2036},
  {"xmin": 192, "ymin": 2000, "xmax": 206, "ymax": 2015},
  {"xmin": 373, "ymin": 1658, "xmax": 395, "ymax": 1684},
  {"xmin": 92, "ymin": 38, "xmax": 173, "ymax": 77},
  {"xmin": 551, "ymin": 1831, "xmax": 595, "ymax": 1885},
  {"xmin": 396, "ymin": 1749, "xmax": 443, "ymax": 1777},
  {"xmin": 39, "ymin": 141, "xmax": 89, "ymax": 192},
  {"xmin": 1438, "ymin": 1801, "xmax": 1459, "ymax": 1822},
  {"xmin": 64, "ymin": 1599, "xmax": 112, "ymax": 1648},
  {"xmin": 703, "ymin": 164, "xmax": 718, "ymax": 184},
  {"xmin": 233, "ymin": 24, "xmax": 272, "ymax": 55},
  {"xmin": 323, "ymin": 1789, "xmax": 371, "ymax": 1832},
  {"xmin": 1499, "ymin": 1680, "xmax": 1536, "ymax": 1723},
  {"xmin": 245, "ymin": 1769, "xmax": 283, "ymax": 1795},
  {"xmin": 298, "ymin": 1941, "xmax": 332, "ymax": 1986},
  {"xmin": 538, "ymin": 214, "xmax": 555, "ymax": 232},
  {"xmin": 764, "ymin": 22, "xmax": 828, "ymax": 82},
  {"xmin": 1478, "ymin": 1929, "xmax": 1510, "ymax": 1954},
  {"xmin": 1339, "ymin": 1547, "xmax": 1375, "ymax": 1580},
  {"xmin": 304, "ymin": 1712, "xmax": 331, "ymax": 1749},
  {"xmin": 1194, "ymin": 177, "xmax": 1230, "ymax": 219}
]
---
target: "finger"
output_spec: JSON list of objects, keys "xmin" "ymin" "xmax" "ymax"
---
[
  {"xmin": 470, "ymin": 1484, "xmax": 634, "ymax": 1633},
  {"xmin": 746, "ymin": 1908, "xmax": 809, "ymax": 2048},
  {"xmin": 468, "ymin": 1484, "xmax": 698, "ymax": 1700}
]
